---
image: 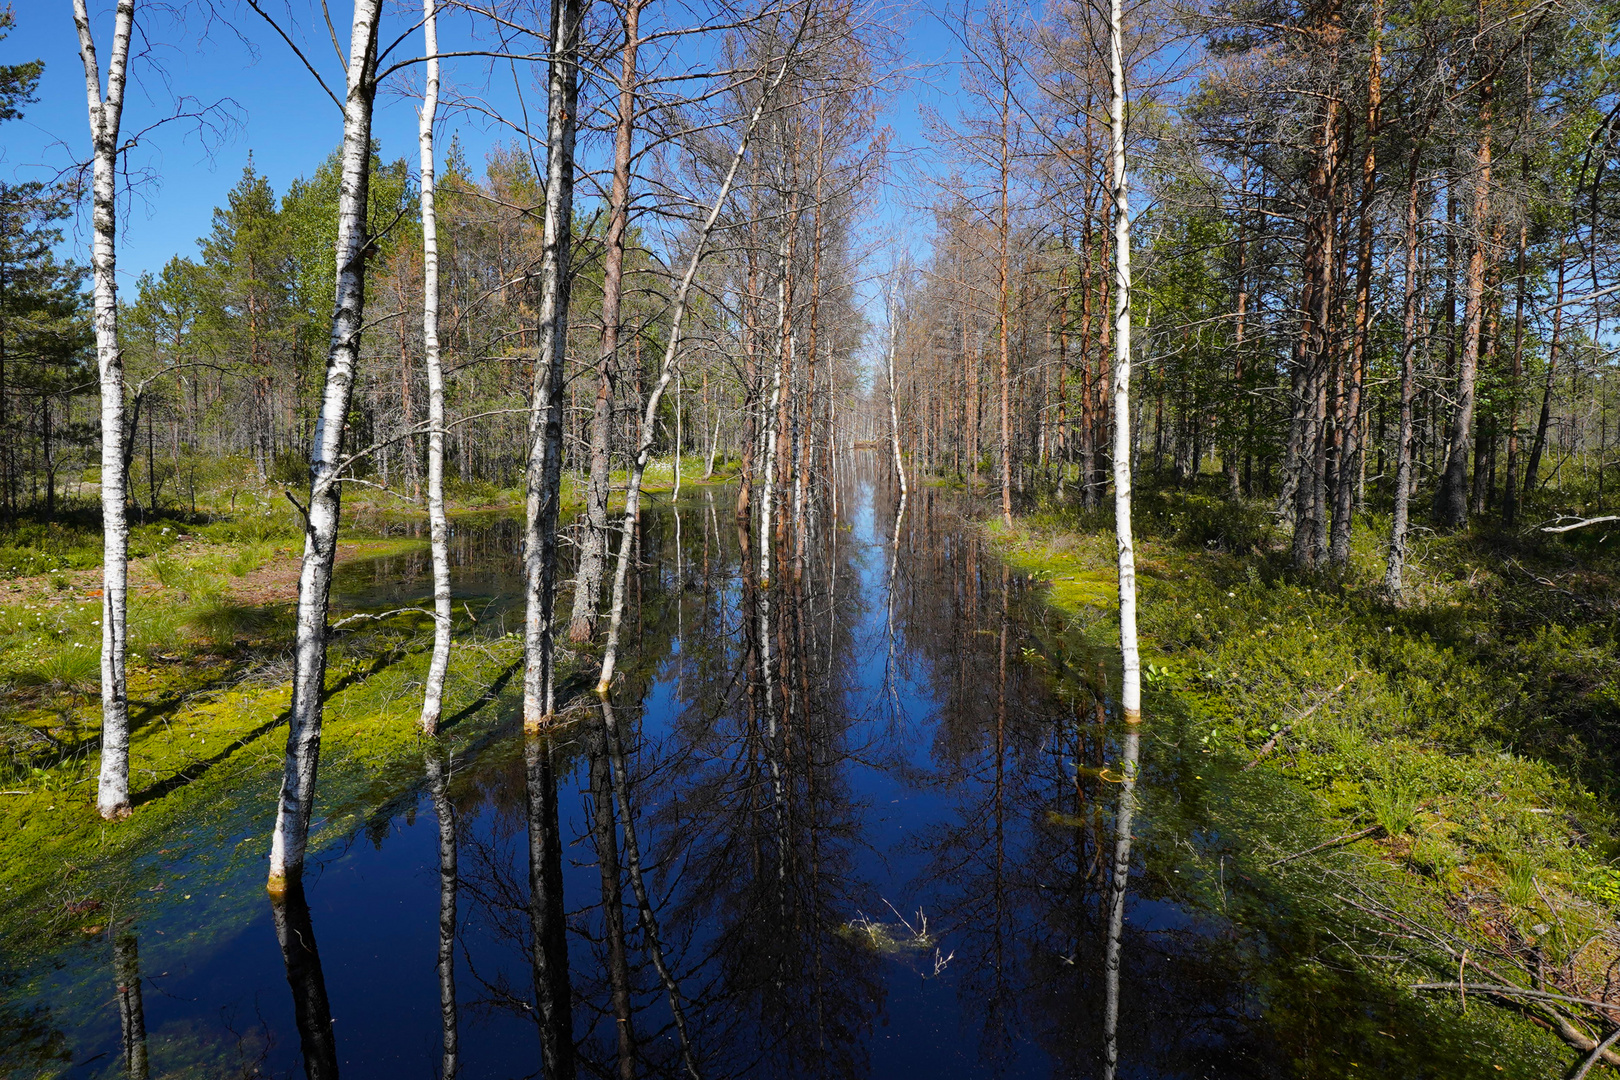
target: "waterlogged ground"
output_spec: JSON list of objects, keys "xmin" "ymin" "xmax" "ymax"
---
[{"xmin": 0, "ymin": 472, "xmax": 1574, "ymax": 1078}]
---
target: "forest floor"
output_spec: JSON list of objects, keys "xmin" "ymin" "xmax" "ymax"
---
[{"xmin": 979, "ymin": 476, "xmax": 1620, "ymax": 1060}]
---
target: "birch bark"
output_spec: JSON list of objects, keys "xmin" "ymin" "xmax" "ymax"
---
[
  {"xmin": 73, "ymin": 0, "xmax": 135, "ymax": 820},
  {"xmin": 419, "ymin": 0, "xmax": 452, "ymax": 733},
  {"xmin": 1108, "ymin": 0, "xmax": 1141, "ymax": 721},
  {"xmin": 267, "ymin": 0, "xmax": 382, "ymax": 892},
  {"xmin": 522, "ymin": 0, "xmax": 581, "ymax": 726},
  {"xmin": 885, "ymin": 295, "xmax": 907, "ymax": 499}
]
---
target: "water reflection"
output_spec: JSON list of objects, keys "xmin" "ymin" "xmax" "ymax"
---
[
  {"xmin": 11, "ymin": 469, "xmax": 1551, "ymax": 1079},
  {"xmin": 112, "ymin": 930, "xmax": 147, "ymax": 1080},
  {"xmin": 523, "ymin": 731, "xmax": 574, "ymax": 1079},
  {"xmin": 426, "ymin": 747, "xmax": 459, "ymax": 1079},
  {"xmin": 271, "ymin": 882, "xmax": 340, "ymax": 1080}
]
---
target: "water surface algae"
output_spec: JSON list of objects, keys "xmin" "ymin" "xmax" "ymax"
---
[{"xmin": 0, "ymin": 540, "xmax": 530, "ymax": 1016}]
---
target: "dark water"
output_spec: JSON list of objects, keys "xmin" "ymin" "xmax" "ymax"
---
[{"xmin": 2, "ymin": 471, "xmax": 1561, "ymax": 1079}]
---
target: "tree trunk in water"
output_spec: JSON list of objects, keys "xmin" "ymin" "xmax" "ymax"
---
[
  {"xmin": 267, "ymin": 0, "xmax": 381, "ymax": 891},
  {"xmin": 522, "ymin": 0, "xmax": 581, "ymax": 726},
  {"xmin": 114, "ymin": 931, "xmax": 149, "ymax": 1079},
  {"xmin": 570, "ymin": 0, "xmax": 641, "ymax": 643},
  {"xmin": 886, "ymin": 296, "xmax": 908, "ymax": 500},
  {"xmin": 589, "ymin": 724, "xmax": 635, "ymax": 1079},
  {"xmin": 426, "ymin": 748, "xmax": 458, "ymax": 1079},
  {"xmin": 74, "ymin": 0, "xmax": 134, "ymax": 821},
  {"xmin": 1436, "ymin": 72, "xmax": 1493, "ymax": 528},
  {"xmin": 419, "ymin": 0, "xmax": 452, "ymax": 733},
  {"xmin": 1108, "ymin": 0, "xmax": 1141, "ymax": 721},
  {"xmin": 524, "ymin": 731, "xmax": 575, "ymax": 1079},
  {"xmin": 272, "ymin": 882, "xmax": 341, "ymax": 1080},
  {"xmin": 1101, "ymin": 721, "xmax": 1140, "ymax": 1080}
]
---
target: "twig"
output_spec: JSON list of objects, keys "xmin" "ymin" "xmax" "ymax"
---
[
  {"xmin": 1573, "ymin": 1027, "xmax": 1620, "ymax": 1080},
  {"xmin": 1269, "ymin": 824, "xmax": 1382, "ymax": 867},
  {"xmin": 1244, "ymin": 674, "xmax": 1356, "ymax": 771}
]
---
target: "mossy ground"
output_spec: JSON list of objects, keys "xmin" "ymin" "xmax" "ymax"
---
[
  {"xmin": 983, "ymin": 478, "xmax": 1620, "ymax": 1065},
  {"xmin": 0, "ymin": 481, "xmax": 547, "ymax": 973}
]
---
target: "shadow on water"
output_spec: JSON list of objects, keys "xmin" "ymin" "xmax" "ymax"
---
[{"xmin": 0, "ymin": 463, "xmax": 1576, "ymax": 1079}]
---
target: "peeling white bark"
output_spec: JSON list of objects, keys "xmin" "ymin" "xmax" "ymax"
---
[
  {"xmin": 267, "ymin": 0, "xmax": 382, "ymax": 893},
  {"xmin": 1108, "ymin": 0, "xmax": 1141, "ymax": 722},
  {"xmin": 418, "ymin": 0, "xmax": 451, "ymax": 734},
  {"xmin": 74, "ymin": 0, "xmax": 135, "ymax": 821},
  {"xmin": 522, "ymin": 0, "xmax": 582, "ymax": 727}
]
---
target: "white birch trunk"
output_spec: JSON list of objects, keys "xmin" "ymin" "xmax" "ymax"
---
[
  {"xmin": 418, "ymin": 0, "xmax": 452, "ymax": 734},
  {"xmin": 1108, "ymin": 0, "xmax": 1142, "ymax": 722},
  {"xmin": 759, "ymin": 242, "xmax": 788, "ymax": 590},
  {"xmin": 267, "ymin": 0, "xmax": 382, "ymax": 893},
  {"xmin": 885, "ymin": 297, "xmax": 907, "ymax": 500},
  {"xmin": 595, "ymin": 38, "xmax": 805, "ymax": 694},
  {"xmin": 522, "ymin": 0, "xmax": 581, "ymax": 728},
  {"xmin": 74, "ymin": 0, "xmax": 135, "ymax": 821}
]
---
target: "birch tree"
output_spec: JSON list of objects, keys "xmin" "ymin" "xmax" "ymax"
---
[
  {"xmin": 73, "ymin": 0, "xmax": 136, "ymax": 821},
  {"xmin": 1108, "ymin": 0, "xmax": 1141, "ymax": 722},
  {"xmin": 521, "ymin": 0, "xmax": 582, "ymax": 727},
  {"xmin": 267, "ymin": 0, "xmax": 384, "ymax": 893},
  {"xmin": 418, "ymin": 0, "xmax": 452, "ymax": 734}
]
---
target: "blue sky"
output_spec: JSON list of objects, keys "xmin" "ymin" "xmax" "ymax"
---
[{"xmin": 4, "ymin": 0, "xmax": 961, "ymax": 292}]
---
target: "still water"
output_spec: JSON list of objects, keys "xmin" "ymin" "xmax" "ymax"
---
[{"xmin": 3, "ymin": 471, "xmax": 1558, "ymax": 1078}]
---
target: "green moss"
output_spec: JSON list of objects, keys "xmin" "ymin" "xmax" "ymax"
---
[{"xmin": 983, "ymin": 485, "xmax": 1620, "ymax": 1061}]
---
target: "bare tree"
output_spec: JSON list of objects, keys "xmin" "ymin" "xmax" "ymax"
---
[
  {"xmin": 267, "ymin": 0, "xmax": 384, "ymax": 893},
  {"xmin": 73, "ymin": 0, "xmax": 135, "ymax": 821},
  {"xmin": 597, "ymin": 16, "xmax": 809, "ymax": 694},
  {"xmin": 419, "ymin": 0, "xmax": 452, "ymax": 734},
  {"xmin": 521, "ymin": 0, "xmax": 583, "ymax": 727}
]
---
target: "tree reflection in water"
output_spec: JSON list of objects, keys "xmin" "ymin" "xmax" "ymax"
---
[
  {"xmin": 270, "ymin": 882, "xmax": 339, "ymax": 1080},
  {"xmin": 242, "ymin": 470, "xmax": 1511, "ymax": 1080}
]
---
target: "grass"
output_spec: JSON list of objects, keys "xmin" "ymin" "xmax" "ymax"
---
[{"xmin": 980, "ymin": 477, "xmax": 1620, "ymax": 1061}]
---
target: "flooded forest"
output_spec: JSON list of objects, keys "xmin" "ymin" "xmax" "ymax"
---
[{"xmin": 4, "ymin": 0, "xmax": 1620, "ymax": 1076}]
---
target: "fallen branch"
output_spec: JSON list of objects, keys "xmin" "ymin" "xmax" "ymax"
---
[
  {"xmin": 1410, "ymin": 982, "xmax": 1620, "ymax": 1013},
  {"xmin": 1244, "ymin": 674, "xmax": 1357, "ymax": 771},
  {"xmin": 1572, "ymin": 1026, "xmax": 1620, "ymax": 1080},
  {"xmin": 1413, "ymin": 983, "xmax": 1620, "ymax": 1069},
  {"xmin": 329, "ymin": 607, "xmax": 434, "ymax": 630},
  {"xmin": 1269, "ymin": 824, "xmax": 1382, "ymax": 867},
  {"xmin": 1541, "ymin": 515, "xmax": 1620, "ymax": 534}
]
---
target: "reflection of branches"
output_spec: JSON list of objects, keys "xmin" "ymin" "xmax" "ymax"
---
[
  {"xmin": 600, "ymin": 697, "xmax": 702, "ymax": 1080},
  {"xmin": 881, "ymin": 490, "xmax": 906, "ymax": 712}
]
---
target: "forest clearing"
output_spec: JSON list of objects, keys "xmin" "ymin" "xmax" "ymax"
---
[{"xmin": 3, "ymin": 0, "xmax": 1620, "ymax": 1075}]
